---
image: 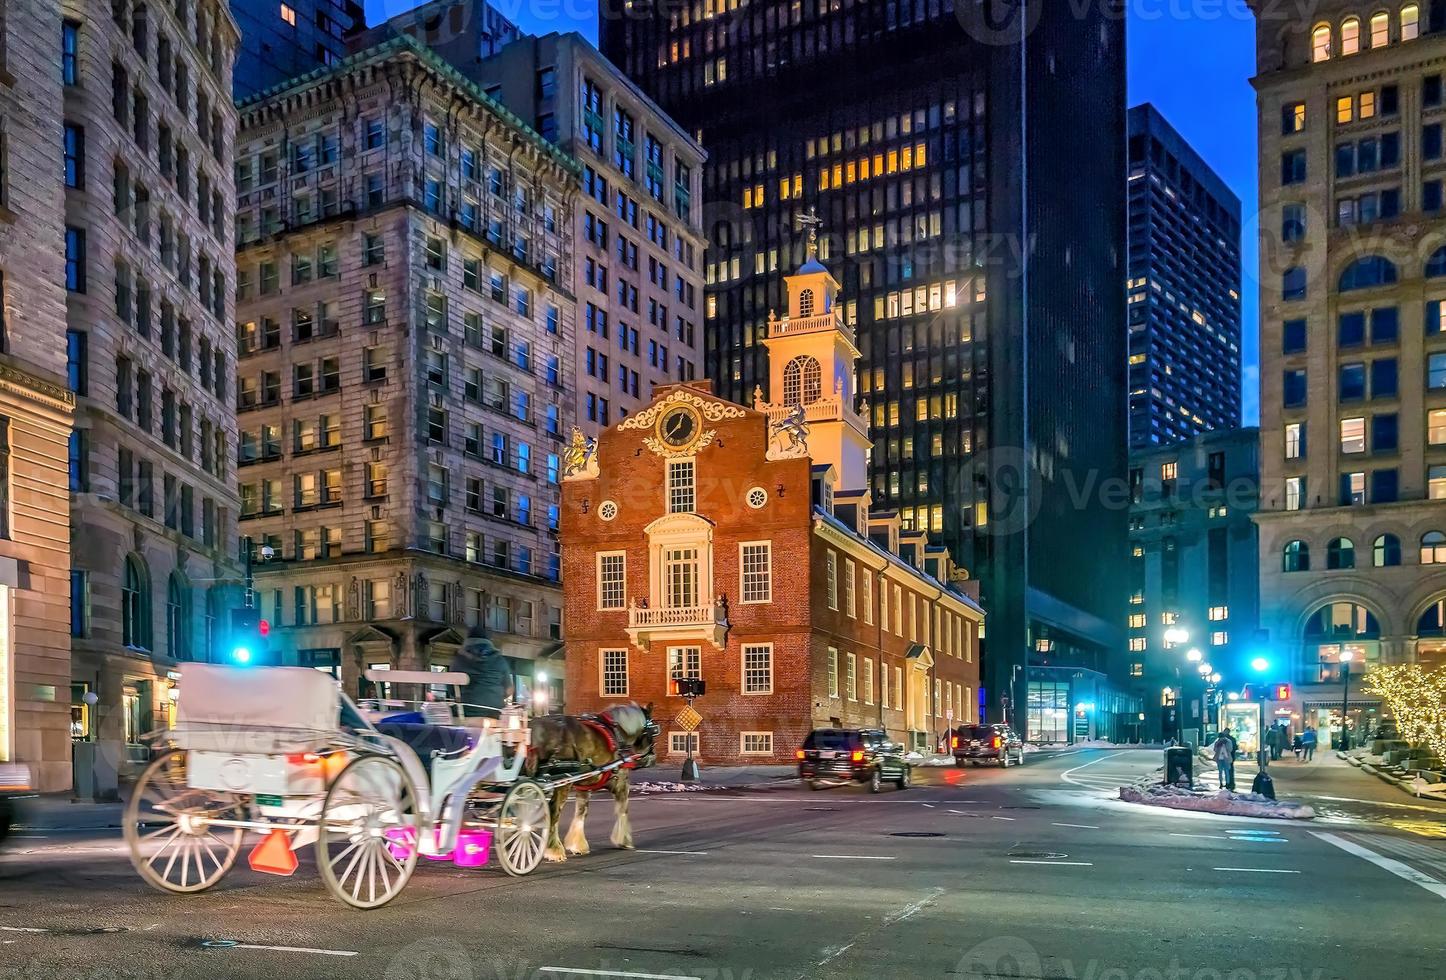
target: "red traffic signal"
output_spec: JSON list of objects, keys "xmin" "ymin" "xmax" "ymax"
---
[{"xmin": 258, "ymin": 619, "xmax": 271, "ymax": 638}]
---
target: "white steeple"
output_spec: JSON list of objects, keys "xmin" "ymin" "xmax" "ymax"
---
[{"xmin": 759, "ymin": 212, "xmax": 871, "ymax": 492}]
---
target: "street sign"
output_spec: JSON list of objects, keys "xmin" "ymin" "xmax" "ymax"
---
[{"xmin": 674, "ymin": 705, "xmax": 702, "ymax": 732}]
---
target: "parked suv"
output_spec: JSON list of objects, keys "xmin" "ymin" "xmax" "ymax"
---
[
  {"xmin": 952, "ymin": 724, "xmax": 1025, "ymax": 767},
  {"xmin": 797, "ymin": 728, "xmax": 912, "ymax": 792}
]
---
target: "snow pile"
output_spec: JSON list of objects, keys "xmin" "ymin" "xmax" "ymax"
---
[
  {"xmin": 1119, "ymin": 783, "xmax": 1316, "ymax": 820},
  {"xmin": 904, "ymin": 752, "xmax": 956, "ymax": 767},
  {"xmin": 630, "ymin": 781, "xmax": 714, "ymax": 794}
]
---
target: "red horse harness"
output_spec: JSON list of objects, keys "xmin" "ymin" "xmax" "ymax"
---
[{"xmin": 572, "ymin": 713, "xmax": 640, "ymax": 792}]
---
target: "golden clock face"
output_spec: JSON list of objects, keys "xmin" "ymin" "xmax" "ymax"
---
[{"xmin": 656, "ymin": 405, "xmax": 702, "ymax": 450}]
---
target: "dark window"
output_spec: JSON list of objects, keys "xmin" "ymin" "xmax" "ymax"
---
[
  {"xmin": 1371, "ymin": 357, "xmax": 1398, "ymax": 399},
  {"xmin": 1426, "ymin": 123, "xmax": 1443, "ymax": 160},
  {"xmin": 1339, "ymin": 363, "xmax": 1366, "ymax": 401},
  {"xmin": 1338, "ymin": 311, "xmax": 1365, "ymax": 347},
  {"xmin": 1426, "ymin": 180, "xmax": 1444, "ymax": 213},
  {"xmin": 1281, "ymin": 149, "xmax": 1306, "ymax": 185},
  {"xmin": 1382, "ymin": 84, "xmax": 1399, "ymax": 116},
  {"xmin": 62, "ymin": 21, "xmax": 81, "ymax": 85},
  {"xmin": 1338, "ymin": 256, "xmax": 1397, "ymax": 292},
  {"xmin": 1426, "ymin": 75, "xmax": 1443, "ymax": 108},
  {"xmin": 68, "ymin": 429, "xmax": 87, "ymax": 491},
  {"xmin": 1282, "ymin": 318, "xmax": 1307, "ymax": 354},
  {"xmin": 1372, "ymin": 413, "xmax": 1398, "ymax": 452},
  {"xmin": 63, "ymin": 123, "xmax": 84, "ymax": 187},
  {"xmin": 1371, "ymin": 469, "xmax": 1399, "ymax": 504},
  {"xmin": 66, "ymin": 330, "xmax": 87, "ymax": 394},
  {"xmin": 1283, "ymin": 266, "xmax": 1307, "ymax": 300},
  {"xmin": 1283, "ymin": 369, "xmax": 1308, "ymax": 408},
  {"xmin": 64, "ymin": 227, "xmax": 86, "ymax": 291},
  {"xmin": 1370, "ymin": 307, "xmax": 1399, "ymax": 343}
]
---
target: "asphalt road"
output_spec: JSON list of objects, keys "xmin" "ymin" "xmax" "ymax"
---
[{"xmin": 3, "ymin": 748, "xmax": 1445, "ymax": 980}]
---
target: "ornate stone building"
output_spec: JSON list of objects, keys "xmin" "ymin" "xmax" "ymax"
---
[
  {"xmin": 561, "ymin": 246, "xmax": 982, "ymax": 763},
  {"xmin": 1254, "ymin": 2, "xmax": 1446, "ymax": 742},
  {"xmin": 63, "ymin": 0, "xmax": 241, "ymax": 787},
  {"xmin": 0, "ymin": 1, "xmax": 79, "ymax": 792},
  {"xmin": 233, "ymin": 37, "xmax": 575, "ymax": 698}
]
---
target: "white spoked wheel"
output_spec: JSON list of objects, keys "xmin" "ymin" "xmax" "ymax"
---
[
  {"xmin": 316, "ymin": 754, "xmax": 419, "ymax": 910},
  {"xmin": 125, "ymin": 750, "xmax": 244, "ymax": 894},
  {"xmin": 493, "ymin": 779, "xmax": 548, "ymax": 877}
]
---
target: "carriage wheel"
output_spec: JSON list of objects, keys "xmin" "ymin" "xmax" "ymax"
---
[
  {"xmin": 124, "ymin": 750, "xmax": 244, "ymax": 894},
  {"xmin": 493, "ymin": 779, "xmax": 547, "ymax": 877},
  {"xmin": 316, "ymin": 754, "xmax": 419, "ymax": 910}
]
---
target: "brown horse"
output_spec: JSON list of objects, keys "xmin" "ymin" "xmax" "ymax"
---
[{"xmin": 526, "ymin": 703, "xmax": 657, "ymax": 862}]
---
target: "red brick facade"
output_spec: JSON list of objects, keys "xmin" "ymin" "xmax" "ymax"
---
[{"xmin": 561, "ymin": 381, "xmax": 983, "ymax": 764}]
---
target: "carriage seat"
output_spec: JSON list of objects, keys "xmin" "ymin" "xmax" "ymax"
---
[{"xmin": 375, "ymin": 722, "xmax": 479, "ymax": 772}]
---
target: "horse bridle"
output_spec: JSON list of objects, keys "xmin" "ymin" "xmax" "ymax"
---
[{"xmin": 595, "ymin": 708, "xmax": 659, "ymax": 770}]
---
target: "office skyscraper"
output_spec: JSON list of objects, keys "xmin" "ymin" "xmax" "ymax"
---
[
  {"xmin": 601, "ymin": 1, "xmax": 1129, "ymax": 725},
  {"xmin": 1127, "ymin": 104, "xmax": 1243, "ymax": 450},
  {"xmin": 230, "ymin": 0, "xmax": 365, "ymax": 99}
]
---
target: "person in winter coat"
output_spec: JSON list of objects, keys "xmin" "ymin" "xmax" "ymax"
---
[
  {"xmin": 449, "ymin": 625, "xmax": 514, "ymax": 719},
  {"xmin": 1210, "ymin": 731, "xmax": 1236, "ymax": 789},
  {"xmin": 1301, "ymin": 726, "xmax": 1318, "ymax": 762}
]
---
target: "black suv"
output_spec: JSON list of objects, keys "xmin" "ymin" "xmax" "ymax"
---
[
  {"xmin": 797, "ymin": 728, "xmax": 912, "ymax": 792},
  {"xmin": 952, "ymin": 724, "xmax": 1026, "ymax": 767}
]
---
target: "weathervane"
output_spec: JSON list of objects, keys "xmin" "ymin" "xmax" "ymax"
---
[{"xmin": 795, "ymin": 206, "xmax": 823, "ymax": 258}]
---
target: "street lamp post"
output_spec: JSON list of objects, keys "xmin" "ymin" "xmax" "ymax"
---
[
  {"xmin": 1251, "ymin": 656, "xmax": 1271, "ymax": 771},
  {"xmin": 1339, "ymin": 650, "xmax": 1355, "ymax": 751},
  {"xmin": 1196, "ymin": 662, "xmax": 1213, "ymax": 747}
]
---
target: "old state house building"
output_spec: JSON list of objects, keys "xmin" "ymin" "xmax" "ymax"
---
[{"xmin": 560, "ymin": 245, "xmax": 983, "ymax": 764}]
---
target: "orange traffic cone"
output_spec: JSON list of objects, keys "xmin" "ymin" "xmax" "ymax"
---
[{"xmin": 248, "ymin": 829, "xmax": 299, "ymax": 876}]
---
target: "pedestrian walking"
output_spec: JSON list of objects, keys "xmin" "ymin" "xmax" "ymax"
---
[
  {"xmin": 1292, "ymin": 732, "xmax": 1303, "ymax": 760},
  {"xmin": 1264, "ymin": 725, "xmax": 1279, "ymax": 763},
  {"xmin": 1301, "ymin": 726, "xmax": 1317, "ymax": 762},
  {"xmin": 1209, "ymin": 731, "xmax": 1236, "ymax": 790}
]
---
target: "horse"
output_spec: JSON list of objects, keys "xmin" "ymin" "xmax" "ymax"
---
[{"xmin": 526, "ymin": 703, "xmax": 657, "ymax": 863}]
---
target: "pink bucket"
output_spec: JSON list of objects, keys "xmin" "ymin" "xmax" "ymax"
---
[{"xmin": 452, "ymin": 828, "xmax": 492, "ymax": 869}]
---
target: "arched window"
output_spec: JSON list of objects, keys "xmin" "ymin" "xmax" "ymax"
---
[
  {"xmin": 1423, "ymin": 530, "xmax": 1446, "ymax": 564},
  {"xmin": 1419, "ymin": 598, "xmax": 1446, "ymax": 636},
  {"xmin": 204, "ymin": 586, "xmax": 224, "ymax": 662},
  {"xmin": 781, "ymin": 355, "xmax": 823, "ymax": 407},
  {"xmin": 1306, "ymin": 601, "xmax": 1381, "ymax": 681},
  {"xmin": 122, "ymin": 554, "xmax": 151, "ymax": 650},
  {"xmin": 1327, "ymin": 536, "xmax": 1356, "ymax": 569},
  {"xmin": 1371, "ymin": 11, "xmax": 1390, "ymax": 46},
  {"xmin": 1373, "ymin": 533, "xmax": 1402, "ymax": 566},
  {"xmin": 1312, "ymin": 23, "xmax": 1333, "ymax": 61},
  {"xmin": 1338, "ymin": 255, "xmax": 1398, "ymax": 292},
  {"xmin": 1401, "ymin": 3, "xmax": 1420, "ymax": 41},
  {"xmin": 1306, "ymin": 601, "xmax": 1380, "ymax": 639},
  {"xmin": 166, "ymin": 572, "xmax": 191, "ymax": 660},
  {"xmin": 1283, "ymin": 266, "xmax": 1307, "ymax": 300},
  {"xmin": 798, "ymin": 288, "xmax": 815, "ymax": 317},
  {"xmin": 1426, "ymin": 246, "xmax": 1446, "ymax": 278},
  {"xmin": 1341, "ymin": 16, "xmax": 1361, "ymax": 53},
  {"xmin": 1283, "ymin": 539, "xmax": 1311, "ymax": 572}
]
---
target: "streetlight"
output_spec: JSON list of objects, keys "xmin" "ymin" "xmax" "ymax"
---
[
  {"xmin": 1339, "ymin": 650, "xmax": 1356, "ymax": 751},
  {"xmin": 1186, "ymin": 648, "xmax": 1203, "ymax": 663},
  {"xmin": 1164, "ymin": 627, "xmax": 1190, "ymax": 646},
  {"xmin": 1249, "ymin": 656, "xmax": 1271, "ymax": 770},
  {"xmin": 1251, "ymin": 656, "xmax": 1270, "ymax": 673}
]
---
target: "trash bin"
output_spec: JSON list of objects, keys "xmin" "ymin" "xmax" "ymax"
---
[{"xmin": 1164, "ymin": 746, "xmax": 1193, "ymax": 786}]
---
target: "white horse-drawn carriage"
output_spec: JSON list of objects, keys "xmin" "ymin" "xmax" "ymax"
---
[{"xmin": 124, "ymin": 664, "xmax": 634, "ymax": 909}]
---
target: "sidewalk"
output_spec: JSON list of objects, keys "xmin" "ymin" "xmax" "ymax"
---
[{"xmin": 12, "ymin": 793, "xmax": 125, "ymax": 832}]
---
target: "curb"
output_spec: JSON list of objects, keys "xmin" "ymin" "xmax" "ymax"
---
[{"xmin": 1337, "ymin": 750, "xmax": 1446, "ymax": 801}]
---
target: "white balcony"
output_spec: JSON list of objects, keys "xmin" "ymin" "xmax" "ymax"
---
[{"xmin": 626, "ymin": 601, "xmax": 729, "ymax": 651}]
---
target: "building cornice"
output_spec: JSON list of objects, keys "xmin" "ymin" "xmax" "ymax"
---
[{"xmin": 0, "ymin": 359, "xmax": 75, "ymax": 415}]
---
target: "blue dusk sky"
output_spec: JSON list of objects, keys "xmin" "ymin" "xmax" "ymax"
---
[{"xmin": 366, "ymin": 1, "xmax": 1262, "ymax": 424}]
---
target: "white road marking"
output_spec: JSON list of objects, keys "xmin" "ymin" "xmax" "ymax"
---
[
  {"xmin": 991, "ymin": 816, "xmax": 1015, "ymax": 821},
  {"xmin": 0, "ymin": 927, "xmax": 49, "ymax": 934},
  {"xmin": 1009, "ymin": 860, "xmax": 1093, "ymax": 866},
  {"xmin": 635, "ymin": 849, "xmax": 709, "ymax": 856},
  {"xmin": 1170, "ymin": 833, "xmax": 1233, "ymax": 841},
  {"xmin": 230, "ymin": 944, "xmax": 358, "ymax": 957},
  {"xmin": 539, "ymin": 969, "xmax": 701, "ymax": 980},
  {"xmin": 1052, "ymin": 823, "xmax": 1099, "ymax": 830},
  {"xmin": 921, "ymin": 803, "xmax": 935, "ymax": 808},
  {"xmin": 810, "ymin": 854, "xmax": 896, "ymax": 861},
  {"xmin": 1060, "ymin": 752, "xmax": 1131, "ymax": 788},
  {"xmin": 1312, "ymin": 832, "xmax": 1446, "ymax": 901},
  {"xmin": 884, "ymin": 888, "xmax": 944, "ymax": 925},
  {"xmin": 1212, "ymin": 867, "xmax": 1299, "ymax": 874}
]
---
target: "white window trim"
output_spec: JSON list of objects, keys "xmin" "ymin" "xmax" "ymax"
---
[
  {"xmin": 846, "ymin": 651, "xmax": 857, "ymax": 702},
  {"xmin": 739, "ymin": 540, "xmax": 773, "ymax": 604},
  {"xmin": 599, "ymin": 647, "xmax": 629, "ymax": 698},
  {"xmin": 667, "ymin": 731, "xmax": 700, "ymax": 756},
  {"xmin": 597, "ymin": 551, "xmax": 626, "ymax": 610},
  {"xmin": 862, "ymin": 572, "xmax": 874, "ymax": 625},
  {"xmin": 665, "ymin": 645, "xmax": 702, "ymax": 685},
  {"xmin": 739, "ymin": 731, "xmax": 774, "ymax": 756},
  {"xmin": 825, "ymin": 550, "xmax": 839, "ymax": 610},
  {"xmin": 741, "ymin": 642, "xmax": 773, "ymax": 695},
  {"xmin": 863, "ymin": 657, "xmax": 874, "ymax": 705},
  {"xmin": 827, "ymin": 646, "xmax": 839, "ymax": 699},
  {"xmin": 844, "ymin": 558, "xmax": 856, "ymax": 618}
]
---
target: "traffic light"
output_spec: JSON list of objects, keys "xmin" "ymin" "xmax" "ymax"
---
[
  {"xmin": 669, "ymin": 676, "xmax": 705, "ymax": 698},
  {"xmin": 229, "ymin": 606, "xmax": 263, "ymax": 665}
]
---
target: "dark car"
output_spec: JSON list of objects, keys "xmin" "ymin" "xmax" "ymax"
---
[
  {"xmin": 952, "ymin": 724, "xmax": 1025, "ymax": 767},
  {"xmin": 797, "ymin": 728, "xmax": 912, "ymax": 792},
  {"xmin": 0, "ymin": 764, "xmax": 31, "ymax": 849}
]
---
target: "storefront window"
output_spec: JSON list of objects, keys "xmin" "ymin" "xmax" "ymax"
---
[{"xmin": 1027, "ymin": 680, "xmax": 1070, "ymax": 744}]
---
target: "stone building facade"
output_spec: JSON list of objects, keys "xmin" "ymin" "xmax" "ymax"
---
[
  {"xmin": 561, "ymin": 249, "xmax": 982, "ymax": 764},
  {"xmin": 63, "ymin": 0, "xmax": 241, "ymax": 787},
  {"xmin": 233, "ymin": 37, "xmax": 576, "ymax": 699},
  {"xmin": 1254, "ymin": 2, "xmax": 1446, "ymax": 743},
  {"xmin": 0, "ymin": 2, "xmax": 79, "ymax": 792},
  {"xmin": 354, "ymin": 9, "xmax": 710, "ymax": 426},
  {"xmin": 468, "ymin": 32, "xmax": 707, "ymax": 425}
]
